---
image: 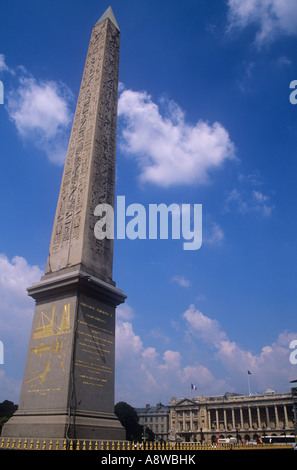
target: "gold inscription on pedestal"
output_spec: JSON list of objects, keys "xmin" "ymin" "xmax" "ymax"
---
[
  {"xmin": 33, "ymin": 304, "xmax": 71, "ymax": 339},
  {"xmin": 25, "ymin": 304, "xmax": 71, "ymax": 396},
  {"xmin": 75, "ymin": 301, "xmax": 114, "ymax": 389}
]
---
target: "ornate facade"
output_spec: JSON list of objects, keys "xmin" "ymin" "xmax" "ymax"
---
[{"xmin": 136, "ymin": 391, "xmax": 295, "ymax": 444}]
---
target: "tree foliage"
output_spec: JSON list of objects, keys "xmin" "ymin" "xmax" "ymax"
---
[
  {"xmin": 0, "ymin": 400, "xmax": 18, "ymax": 432},
  {"xmin": 114, "ymin": 401, "xmax": 155, "ymax": 442}
]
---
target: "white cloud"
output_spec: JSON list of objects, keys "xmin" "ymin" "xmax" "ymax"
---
[
  {"xmin": 116, "ymin": 320, "xmax": 143, "ymax": 360},
  {"xmin": 183, "ymin": 305, "xmax": 227, "ymax": 348},
  {"xmin": 118, "ymin": 88, "xmax": 235, "ymax": 187},
  {"xmin": 0, "ymin": 54, "xmax": 10, "ymax": 74},
  {"xmin": 172, "ymin": 275, "xmax": 191, "ymax": 287},
  {"xmin": 227, "ymin": 0, "xmax": 297, "ymax": 45},
  {"xmin": 0, "ymin": 254, "xmax": 42, "ymax": 333},
  {"xmin": 205, "ymin": 223, "xmax": 225, "ymax": 245},
  {"xmin": 0, "ymin": 254, "xmax": 43, "ymax": 402},
  {"xmin": 0, "ymin": 370, "xmax": 21, "ymax": 404},
  {"xmin": 183, "ymin": 304, "xmax": 297, "ymax": 393},
  {"xmin": 117, "ymin": 303, "xmax": 135, "ymax": 321},
  {"xmin": 277, "ymin": 55, "xmax": 292, "ymax": 67},
  {"xmin": 115, "ymin": 302, "xmax": 297, "ymax": 405},
  {"xmin": 252, "ymin": 190, "xmax": 274, "ymax": 216},
  {"xmin": 115, "ymin": 308, "xmax": 225, "ymax": 405},
  {"xmin": 7, "ymin": 70, "xmax": 73, "ymax": 165},
  {"xmin": 224, "ymin": 187, "xmax": 274, "ymax": 217}
]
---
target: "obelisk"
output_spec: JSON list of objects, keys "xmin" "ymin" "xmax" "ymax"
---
[{"xmin": 2, "ymin": 7, "xmax": 126, "ymax": 441}]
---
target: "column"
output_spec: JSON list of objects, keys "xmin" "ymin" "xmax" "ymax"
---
[
  {"xmin": 207, "ymin": 410, "xmax": 211, "ymax": 430},
  {"xmin": 248, "ymin": 407, "xmax": 252, "ymax": 429},
  {"xmin": 266, "ymin": 406, "xmax": 270, "ymax": 428},
  {"xmin": 274, "ymin": 406, "xmax": 279, "ymax": 429},
  {"xmin": 257, "ymin": 407, "xmax": 261, "ymax": 429},
  {"xmin": 232, "ymin": 408, "xmax": 235, "ymax": 430},
  {"xmin": 283, "ymin": 405, "xmax": 288, "ymax": 428},
  {"xmin": 216, "ymin": 409, "xmax": 219, "ymax": 430},
  {"xmin": 223, "ymin": 409, "xmax": 227, "ymax": 429},
  {"xmin": 240, "ymin": 407, "xmax": 244, "ymax": 429}
]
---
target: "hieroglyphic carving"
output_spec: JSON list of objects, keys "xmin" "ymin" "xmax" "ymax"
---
[{"xmin": 46, "ymin": 18, "xmax": 120, "ymax": 282}]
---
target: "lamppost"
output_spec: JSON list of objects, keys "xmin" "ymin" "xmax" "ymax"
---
[
  {"xmin": 142, "ymin": 425, "xmax": 148, "ymax": 446},
  {"xmin": 200, "ymin": 427, "xmax": 204, "ymax": 444},
  {"xmin": 235, "ymin": 424, "xmax": 240, "ymax": 443}
]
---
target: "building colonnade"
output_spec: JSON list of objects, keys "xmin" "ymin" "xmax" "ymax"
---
[{"xmin": 169, "ymin": 393, "xmax": 294, "ymax": 443}]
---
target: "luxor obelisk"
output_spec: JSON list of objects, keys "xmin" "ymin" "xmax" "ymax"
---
[{"xmin": 2, "ymin": 7, "xmax": 126, "ymax": 440}]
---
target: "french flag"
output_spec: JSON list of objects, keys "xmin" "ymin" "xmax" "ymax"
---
[{"xmin": 191, "ymin": 383, "xmax": 197, "ymax": 390}]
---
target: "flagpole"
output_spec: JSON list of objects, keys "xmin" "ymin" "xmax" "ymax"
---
[{"xmin": 247, "ymin": 371, "xmax": 251, "ymax": 396}]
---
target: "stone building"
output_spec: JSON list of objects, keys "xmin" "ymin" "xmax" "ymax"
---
[
  {"xmin": 136, "ymin": 391, "xmax": 295, "ymax": 444},
  {"xmin": 168, "ymin": 391, "xmax": 295, "ymax": 443},
  {"xmin": 136, "ymin": 403, "xmax": 169, "ymax": 441}
]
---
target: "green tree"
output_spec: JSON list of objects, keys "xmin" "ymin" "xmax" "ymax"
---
[
  {"xmin": 114, "ymin": 401, "xmax": 143, "ymax": 441},
  {"xmin": 0, "ymin": 400, "xmax": 18, "ymax": 432}
]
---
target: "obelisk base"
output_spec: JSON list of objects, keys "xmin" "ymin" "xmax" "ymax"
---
[
  {"xmin": 1, "ymin": 270, "xmax": 126, "ymax": 442},
  {"xmin": 1, "ymin": 409, "xmax": 126, "ymax": 440}
]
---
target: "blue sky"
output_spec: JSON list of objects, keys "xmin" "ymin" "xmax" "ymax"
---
[{"xmin": 0, "ymin": 0, "xmax": 297, "ymax": 407}]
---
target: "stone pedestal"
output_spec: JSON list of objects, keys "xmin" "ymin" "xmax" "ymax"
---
[{"xmin": 2, "ymin": 270, "xmax": 126, "ymax": 440}]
